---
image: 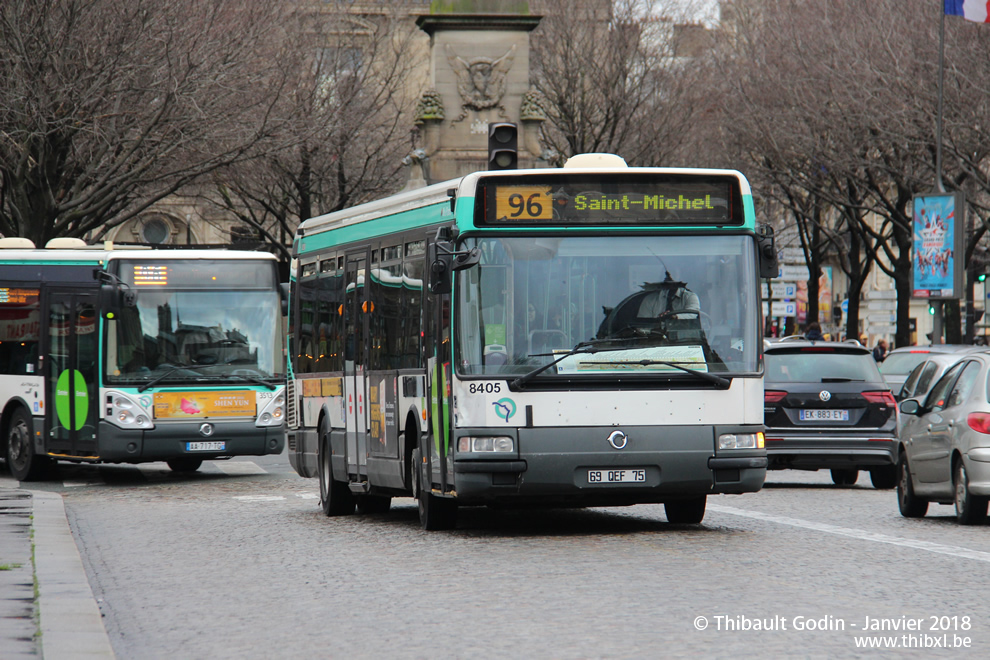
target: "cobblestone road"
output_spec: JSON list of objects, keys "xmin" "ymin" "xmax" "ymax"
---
[{"xmin": 40, "ymin": 461, "xmax": 990, "ymax": 659}]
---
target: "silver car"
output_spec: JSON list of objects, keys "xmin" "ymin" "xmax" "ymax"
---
[
  {"xmin": 897, "ymin": 352, "xmax": 990, "ymax": 524},
  {"xmin": 881, "ymin": 344, "xmax": 982, "ymax": 397}
]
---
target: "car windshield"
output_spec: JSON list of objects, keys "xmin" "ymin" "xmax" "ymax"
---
[
  {"xmin": 454, "ymin": 234, "xmax": 760, "ymax": 377},
  {"xmin": 765, "ymin": 349, "xmax": 882, "ymax": 383}
]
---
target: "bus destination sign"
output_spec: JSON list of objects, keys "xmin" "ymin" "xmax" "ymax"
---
[
  {"xmin": 132, "ymin": 265, "xmax": 169, "ymax": 286},
  {"xmin": 0, "ymin": 287, "xmax": 40, "ymax": 305},
  {"xmin": 479, "ymin": 174, "xmax": 740, "ymax": 227}
]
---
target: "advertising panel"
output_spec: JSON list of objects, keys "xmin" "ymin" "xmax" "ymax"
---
[{"xmin": 912, "ymin": 192, "xmax": 965, "ymax": 299}]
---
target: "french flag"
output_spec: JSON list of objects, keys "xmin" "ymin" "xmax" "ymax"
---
[{"xmin": 945, "ymin": 0, "xmax": 990, "ymax": 22}]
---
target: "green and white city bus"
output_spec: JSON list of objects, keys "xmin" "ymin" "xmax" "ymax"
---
[
  {"xmin": 287, "ymin": 154, "xmax": 776, "ymax": 529},
  {"xmin": 0, "ymin": 239, "xmax": 286, "ymax": 480}
]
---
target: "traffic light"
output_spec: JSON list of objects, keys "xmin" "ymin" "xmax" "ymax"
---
[
  {"xmin": 979, "ymin": 272, "xmax": 987, "ymax": 283},
  {"xmin": 488, "ymin": 122, "xmax": 518, "ymax": 170}
]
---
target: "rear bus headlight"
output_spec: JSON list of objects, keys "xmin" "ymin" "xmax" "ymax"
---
[{"xmin": 718, "ymin": 432, "xmax": 764, "ymax": 450}]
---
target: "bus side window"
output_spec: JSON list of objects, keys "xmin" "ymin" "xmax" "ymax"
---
[{"xmin": 0, "ymin": 341, "xmax": 38, "ymax": 375}]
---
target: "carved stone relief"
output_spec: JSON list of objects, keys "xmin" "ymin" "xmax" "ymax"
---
[{"xmin": 445, "ymin": 44, "xmax": 516, "ymax": 123}]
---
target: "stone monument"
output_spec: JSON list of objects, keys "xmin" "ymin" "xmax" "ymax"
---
[{"xmin": 414, "ymin": 1, "xmax": 544, "ymax": 183}]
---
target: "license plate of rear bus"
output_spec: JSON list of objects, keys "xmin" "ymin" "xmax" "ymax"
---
[
  {"xmin": 186, "ymin": 441, "xmax": 226, "ymax": 451},
  {"xmin": 588, "ymin": 468, "xmax": 646, "ymax": 484}
]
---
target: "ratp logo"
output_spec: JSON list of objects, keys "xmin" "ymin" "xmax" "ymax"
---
[{"xmin": 492, "ymin": 398, "xmax": 517, "ymax": 422}]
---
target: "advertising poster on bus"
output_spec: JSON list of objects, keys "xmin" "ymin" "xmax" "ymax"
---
[{"xmin": 912, "ymin": 192, "xmax": 964, "ymax": 299}]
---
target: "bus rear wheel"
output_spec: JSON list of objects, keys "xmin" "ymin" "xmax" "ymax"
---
[
  {"xmin": 166, "ymin": 458, "xmax": 203, "ymax": 473},
  {"xmin": 6, "ymin": 408, "xmax": 50, "ymax": 481},
  {"xmin": 664, "ymin": 495, "xmax": 707, "ymax": 524}
]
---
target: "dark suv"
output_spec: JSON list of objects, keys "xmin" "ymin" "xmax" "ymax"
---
[{"xmin": 764, "ymin": 338, "xmax": 898, "ymax": 488}]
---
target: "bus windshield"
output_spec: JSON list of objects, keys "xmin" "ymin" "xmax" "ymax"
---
[
  {"xmin": 455, "ymin": 234, "xmax": 759, "ymax": 377},
  {"xmin": 106, "ymin": 287, "xmax": 283, "ymax": 385}
]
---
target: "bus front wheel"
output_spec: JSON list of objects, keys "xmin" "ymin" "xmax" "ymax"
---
[
  {"xmin": 415, "ymin": 450, "xmax": 457, "ymax": 531},
  {"xmin": 166, "ymin": 458, "xmax": 203, "ymax": 473},
  {"xmin": 6, "ymin": 408, "xmax": 50, "ymax": 482},
  {"xmin": 318, "ymin": 422, "xmax": 354, "ymax": 516},
  {"xmin": 664, "ymin": 495, "xmax": 707, "ymax": 524}
]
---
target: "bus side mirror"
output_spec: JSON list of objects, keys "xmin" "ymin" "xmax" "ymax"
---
[
  {"xmin": 758, "ymin": 224, "xmax": 779, "ymax": 279},
  {"xmin": 100, "ymin": 284, "xmax": 136, "ymax": 315},
  {"xmin": 428, "ymin": 242, "xmax": 452, "ymax": 294},
  {"xmin": 279, "ymin": 282, "xmax": 289, "ymax": 315}
]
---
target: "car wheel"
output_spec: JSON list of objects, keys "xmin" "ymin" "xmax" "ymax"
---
[
  {"xmin": 6, "ymin": 407, "xmax": 50, "ymax": 482},
  {"xmin": 318, "ymin": 420, "xmax": 354, "ymax": 517},
  {"xmin": 869, "ymin": 464, "xmax": 897, "ymax": 490},
  {"xmin": 897, "ymin": 454, "xmax": 928, "ymax": 518},
  {"xmin": 664, "ymin": 496, "xmax": 707, "ymax": 524},
  {"xmin": 830, "ymin": 469, "xmax": 858, "ymax": 486},
  {"xmin": 953, "ymin": 461, "xmax": 988, "ymax": 525}
]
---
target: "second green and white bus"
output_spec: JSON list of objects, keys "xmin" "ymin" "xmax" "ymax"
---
[
  {"xmin": 287, "ymin": 154, "xmax": 776, "ymax": 529},
  {"xmin": 0, "ymin": 239, "xmax": 287, "ymax": 480}
]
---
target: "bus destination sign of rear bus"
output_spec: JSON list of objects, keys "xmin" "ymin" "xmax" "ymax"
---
[{"xmin": 491, "ymin": 182, "xmax": 731, "ymax": 225}]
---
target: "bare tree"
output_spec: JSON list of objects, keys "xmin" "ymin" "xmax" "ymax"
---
[
  {"xmin": 0, "ymin": 0, "xmax": 296, "ymax": 246},
  {"xmin": 529, "ymin": 0, "xmax": 702, "ymax": 166},
  {"xmin": 207, "ymin": 3, "xmax": 424, "ymax": 262}
]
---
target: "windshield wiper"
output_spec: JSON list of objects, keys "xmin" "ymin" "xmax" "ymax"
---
[
  {"xmin": 511, "ymin": 338, "xmax": 647, "ymax": 390},
  {"xmin": 137, "ymin": 364, "xmax": 213, "ymax": 393},
  {"xmin": 588, "ymin": 359, "xmax": 730, "ymax": 387},
  {"xmin": 218, "ymin": 373, "xmax": 279, "ymax": 390}
]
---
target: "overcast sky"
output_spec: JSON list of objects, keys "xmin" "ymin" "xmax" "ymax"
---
[{"xmin": 678, "ymin": 0, "xmax": 719, "ymax": 26}]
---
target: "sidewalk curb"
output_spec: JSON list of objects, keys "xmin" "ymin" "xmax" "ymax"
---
[{"xmin": 30, "ymin": 490, "xmax": 116, "ymax": 659}]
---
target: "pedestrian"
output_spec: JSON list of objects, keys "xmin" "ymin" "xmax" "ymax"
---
[
  {"xmin": 872, "ymin": 339, "xmax": 888, "ymax": 362},
  {"xmin": 804, "ymin": 322, "xmax": 824, "ymax": 341}
]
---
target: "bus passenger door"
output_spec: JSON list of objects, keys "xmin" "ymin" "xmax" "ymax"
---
[
  {"xmin": 44, "ymin": 289, "xmax": 99, "ymax": 457},
  {"xmin": 344, "ymin": 252, "xmax": 369, "ymax": 480}
]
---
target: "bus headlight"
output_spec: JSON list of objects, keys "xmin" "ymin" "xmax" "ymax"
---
[
  {"xmin": 457, "ymin": 436, "xmax": 514, "ymax": 453},
  {"xmin": 718, "ymin": 432, "xmax": 764, "ymax": 450},
  {"xmin": 105, "ymin": 390, "xmax": 154, "ymax": 430},
  {"xmin": 255, "ymin": 386, "xmax": 286, "ymax": 428}
]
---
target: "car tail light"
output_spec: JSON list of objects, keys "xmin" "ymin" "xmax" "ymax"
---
[
  {"xmin": 967, "ymin": 413, "xmax": 990, "ymax": 434},
  {"xmin": 765, "ymin": 390, "xmax": 787, "ymax": 403},
  {"xmin": 861, "ymin": 391, "xmax": 896, "ymax": 406}
]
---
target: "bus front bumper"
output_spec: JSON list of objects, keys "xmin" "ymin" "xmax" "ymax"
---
[
  {"xmin": 95, "ymin": 420, "xmax": 284, "ymax": 463},
  {"xmin": 450, "ymin": 425, "xmax": 766, "ymax": 505}
]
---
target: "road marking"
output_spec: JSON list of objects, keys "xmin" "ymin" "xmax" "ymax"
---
[
  {"xmin": 297, "ymin": 493, "xmax": 319, "ymax": 500},
  {"xmin": 710, "ymin": 504, "xmax": 990, "ymax": 564},
  {"xmin": 233, "ymin": 495, "xmax": 286, "ymax": 502},
  {"xmin": 212, "ymin": 461, "xmax": 267, "ymax": 475}
]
